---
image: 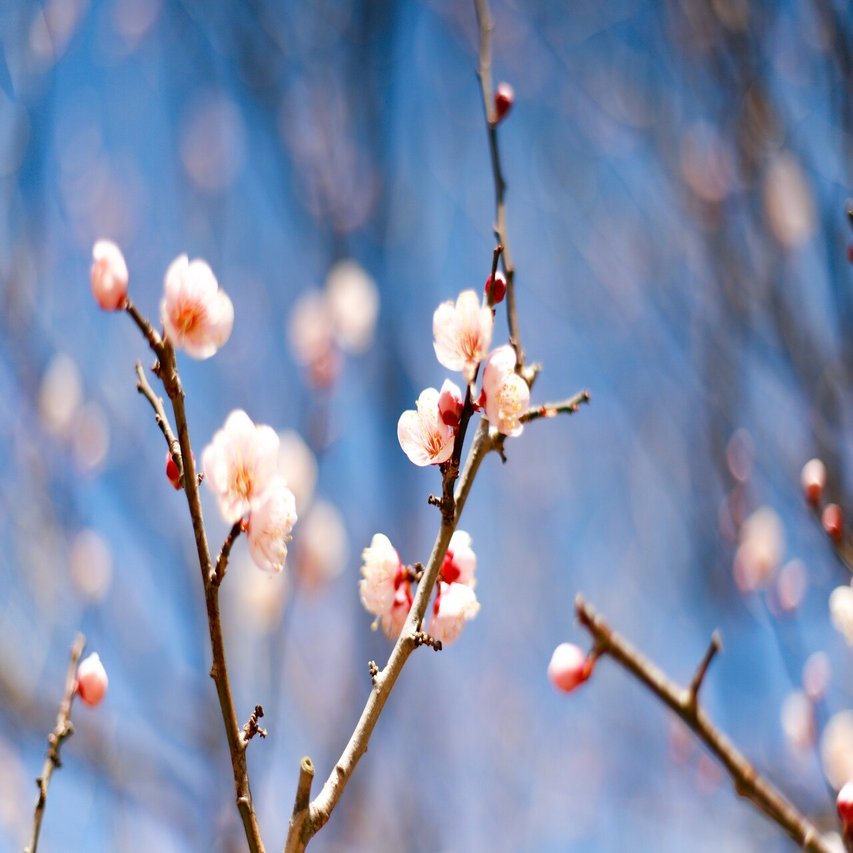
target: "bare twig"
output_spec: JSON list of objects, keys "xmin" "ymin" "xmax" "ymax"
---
[
  {"xmin": 474, "ymin": 0, "xmax": 537, "ymax": 385},
  {"xmin": 688, "ymin": 630, "xmax": 721, "ymax": 709},
  {"xmin": 135, "ymin": 328, "xmax": 266, "ymax": 852},
  {"xmin": 125, "ymin": 298, "xmax": 163, "ymax": 354},
  {"xmin": 26, "ymin": 634, "xmax": 86, "ymax": 853},
  {"xmin": 212, "ymin": 521, "xmax": 244, "ymax": 587},
  {"xmin": 135, "ymin": 361, "xmax": 181, "ymax": 471},
  {"xmin": 241, "ymin": 705, "xmax": 268, "ymax": 745},
  {"xmin": 575, "ymin": 596, "xmax": 831, "ymax": 853},
  {"xmin": 520, "ymin": 391, "xmax": 592, "ymax": 425}
]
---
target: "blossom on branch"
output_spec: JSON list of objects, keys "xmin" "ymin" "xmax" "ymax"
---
[
  {"xmin": 547, "ymin": 643, "xmax": 592, "ymax": 693},
  {"xmin": 481, "ymin": 345, "xmax": 529, "ymax": 436},
  {"xmin": 161, "ymin": 254, "xmax": 234, "ymax": 359},
  {"xmin": 76, "ymin": 652, "xmax": 108, "ymax": 707},
  {"xmin": 90, "ymin": 240, "xmax": 128, "ymax": 311},
  {"xmin": 440, "ymin": 530, "xmax": 477, "ymax": 586},
  {"xmin": 429, "ymin": 581, "xmax": 480, "ymax": 647},
  {"xmin": 433, "ymin": 289, "xmax": 493, "ymax": 383},
  {"xmin": 202, "ymin": 410, "xmax": 280, "ymax": 523},
  {"xmin": 397, "ymin": 387, "xmax": 455, "ymax": 466},
  {"xmin": 359, "ymin": 533, "xmax": 413, "ymax": 639},
  {"xmin": 437, "ymin": 378, "xmax": 464, "ymax": 430},
  {"xmin": 247, "ymin": 476, "xmax": 298, "ymax": 573}
]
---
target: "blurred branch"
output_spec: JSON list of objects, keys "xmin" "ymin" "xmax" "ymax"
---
[
  {"xmin": 474, "ymin": 0, "xmax": 537, "ymax": 386},
  {"xmin": 520, "ymin": 390, "xmax": 592, "ymax": 425},
  {"xmin": 135, "ymin": 326, "xmax": 266, "ymax": 852},
  {"xmin": 575, "ymin": 596, "xmax": 831, "ymax": 853},
  {"xmin": 26, "ymin": 633, "xmax": 85, "ymax": 853}
]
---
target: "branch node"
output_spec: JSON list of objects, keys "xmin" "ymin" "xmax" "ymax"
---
[
  {"xmin": 241, "ymin": 705, "xmax": 268, "ymax": 747},
  {"xmin": 427, "ymin": 495, "xmax": 442, "ymax": 509},
  {"xmin": 688, "ymin": 630, "xmax": 723, "ymax": 708},
  {"xmin": 413, "ymin": 631, "xmax": 443, "ymax": 652},
  {"xmin": 368, "ymin": 660, "xmax": 379, "ymax": 683}
]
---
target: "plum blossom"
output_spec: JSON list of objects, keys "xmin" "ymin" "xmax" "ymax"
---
[
  {"xmin": 359, "ymin": 533, "xmax": 402, "ymax": 618},
  {"xmin": 732, "ymin": 506, "xmax": 783, "ymax": 592},
  {"xmin": 379, "ymin": 583, "xmax": 413, "ymax": 640},
  {"xmin": 481, "ymin": 345, "xmax": 530, "ymax": 437},
  {"xmin": 397, "ymin": 388, "xmax": 455, "ymax": 466},
  {"xmin": 433, "ymin": 290, "xmax": 493, "ymax": 383},
  {"xmin": 440, "ymin": 530, "xmax": 476, "ymax": 587},
  {"xmin": 247, "ymin": 476, "xmax": 298, "ymax": 573},
  {"xmin": 90, "ymin": 240, "xmax": 128, "ymax": 310},
  {"xmin": 76, "ymin": 652, "xmax": 108, "ymax": 707},
  {"xmin": 437, "ymin": 379, "xmax": 464, "ymax": 429},
  {"xmin": 161, "ymin": 254, "xmax": 233, "ymax": 358},
  {"xmin": 202, "ymin": 410, "xmax": 280, "ymax": 523},
  {"xmin": 547, "ymin": 643, "xmax": 592, "ymax": 693},
  {"xmin": 429, "ymin": 581, "xmax": 480, "ymax": 647},
  {"xmin": 830, "ymin": 585, "xmax": 853, "ymax": 646}
]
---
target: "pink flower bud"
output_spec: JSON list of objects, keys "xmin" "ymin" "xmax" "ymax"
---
[
  {"xmin": 90, "ymin": 240, "xmax": 128, "ymax": 311},
  {"xmin": 547, "ymin": 642, "xmax": 593, "ymax": 693},
  {"xmin": 485, "ymin": 271, "xmax": 507, "ymax": 307},
  {"xmin": 801, "ymin": 458, "xmax": 826, "ymax": 507},
  {"xmin": 494, "ymin": 82, "xmax": 514, "ymax": 123},
  {"xmin": 824, "ymin": 503, "xmax": 844, "ymax": 543},
  {"xmin": 76, "ymin": 652, "xmax": 108, "ymax": 707},
  {"xmin": 837, "ymin": 781, "xmax": 853, "ymax": 824},
  {"xmin": 165, "ymin": 452, "xmax": 181, "ymax": 489},
  {"xmin": 437, "ymin": 379, "xmax": 464, "ymax": 429}
]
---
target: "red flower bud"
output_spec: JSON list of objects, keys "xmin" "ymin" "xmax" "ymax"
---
[
  {"xmin": 801, "ymin": 458, "xmax": 826, "ymax": 507},
  {"xmin": 823, "ymin": 503, "xmax": 844, "ymax": 543},
  {"xmin": 547, "ymin": 643, "xmax": 593, "ymax": 693},
  {"xmin": 838, "ymin": 781, "xmax": 853, "ymax": 825},
  {"xmin": 494, "ymin": 82, "xmax": 514, "ymax": 123},
  {"xmin": 485, "ymin": 270, "xmax": 507, "ymax": 306}
]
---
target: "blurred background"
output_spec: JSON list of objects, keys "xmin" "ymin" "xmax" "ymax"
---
[{"xmin": 0, "ymin": 0, "xmax": 852, "ymax": 850}]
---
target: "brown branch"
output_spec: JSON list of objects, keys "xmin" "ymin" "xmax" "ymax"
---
[
  {"xmin": 520, "ymin": 390, "xmax": 592, "ymax": 425},
  {"xmin": 284, "ymin": 421, "xmax": 498, "ymax": 852},
  {"xmin": 474, "ymin": 0, "xmax": 537, "ymax": 385},
  {"xmin": 134, "ymin": 323, "xmax": 265, "ymax": 851},
  {"xmin": 135, "ymin": 361, "xmax": 182, "ymax": 472},
  {"xmin": 125, "ymin": 298, "xmax": 163, "ymax": 354},
  {"xmin": 212, "ymin": 521, "xmax": 243, "ymax": 587},
  {"xmin": 575, "ymin": 596, "xmax": 831, "ymax": 853},
  {"xmin": 241, "ymin": 705, "xmax": 268, "ymax": 746},
  {"xmin": 26, "ymin": 633, "xmax": 86, "ymax": 853}
]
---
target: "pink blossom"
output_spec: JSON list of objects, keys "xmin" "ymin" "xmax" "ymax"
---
[
  {"xmin": 801, "ymin": 458, "xmax": 826, "ymax": 507},
  {"xmin": 397, "ymin": 388, "xmax": 455, "ymax": 466},
  {"xmin": 90, "ymin": 240, "xmax": 128, "ymax": 311},
  {"xmin": 359, "ymin": 533, "xmax": 402, "ymax": 618},
  {"xmin": 433, "ymin": 290, "xmax": 493, "ymax": 383},
  {"xmin": 429, "ymin": 581, "xmax": 480, "ymax": 647},
  {"xmin": 76, "ymin": 652, "xmax": 108, "ymax": 707},
  {"xmin": 481, "ymin": 345, "xmax": 530, "ymax": 436},
  {"xmin": 733, "ymin": 506, "xmax": 784, "ymax": 592},
  {"xmin": 440, "ymin": 530, "xmax": 476, "ymax": 587},
  {"xmin": 437, "ymin": 379, "xmax": 464, "ymax": 429},
  {"xmin": 161, "ymin": 254, "xmax": 233, "ymax": 359},
  {"xmin": 494, "ymin": 82, "xmax": 514, "ymax": 123},
  {"xmin": 547, "ymin": 643, "xmax": 591, "ymax": 693},
  {"xmin": 379, "ymin": 583, "xmax": 413, "ymax": 640},
  {"xmin": 202, "ymin": 410, "xmax": 280, "ymax": 523},
  {"xmin": 247, "ymin": 477, "xmax": 298, "ymax": 573}
]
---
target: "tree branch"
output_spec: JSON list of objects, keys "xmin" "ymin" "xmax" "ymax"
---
[
  {"xmin": 520, "ymin": 390, "xmax": 592, "ymax": 425},
  {"xmin": 135, "ymin": 361, "xmax": 182, "ymax": 473},
  {"xmin": 26, "ymin": 633, "xmax": 86, "ymax": 853},
  {"xmin": 575, "ymin": 596, "xmax": 831, "ymax": 853}
]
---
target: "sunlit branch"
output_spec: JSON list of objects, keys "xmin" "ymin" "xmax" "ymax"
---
[
  {"xmin": 575, "ymin": 596, "xmax": 831, "ymax": 853},
  {"xmin": 26, "ymin": 634, "xmax": 86, "ymax": 853},
  {"xmin": 520, "ymin": 391, "xmax": 592, "ymax": 425}
]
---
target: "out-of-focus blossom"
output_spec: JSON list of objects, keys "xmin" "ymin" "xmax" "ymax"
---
[
  {"xmin": 69, "ymin": 529, "xmax": 113, "ymax": 603},
  {"xmin": 481, "ymin": 345, "xmax": 529, "ymax": 437},
  {"xmin": 326, "ymin": 260, "xmax": 379, "ymax": 354},
  {"xmin": 277, "ymin": 430, "xmax": 318, "ymax": 514},
  {"xmin": 803, "ymin": 652, "xmax": 831, "ymax": 702},
  {"xmin": 295, "ymin": 500, "xmax": 348, "ymax": 588},
  {"xmin": 763, "ymin": 151, "xmax": 815, "ymax": 249},
  {"xmin": 359, "ymin": 533, "xmax": 402, "ymax": 618},
  {"xmin": 39, "ymin": 353, "xmax": 82, "ymax": 438},
  {"xmin": 822, "ymin": 711, "xmax": 853, "ymax": 789},
  {"xmin": 429, "ymin": 581, "xmax": 480, "ymax": 647},
  {"xmin": 830, "ymin": 586, "xmax": 853, "ymax": 645},
  {"xmin": 90, "ymin": 240, "xmax": 128, "ymax": 310},
  {"xmin": 547, "ymin": 643, "xmax": 592, "ymax": 693},
  {"xmin": 72, "ymin": 402, "xmax": 110, "ymax": 473},
  {"xmin": 161, "ymin": 255, "xmax": 233, "ymax": 359},
  {"xmin": 780, "ymin": 690, "xmax": 815, "ymax": 752},
  {"xmin": 801, "ymin": 458, "xmax": 826, "ymax": 507},
  {"xmin": 437, "ymin": 379, "xmax": 464, "ymax": 429},
  {"xmin": 379, "ymin": 583, "xmax": 413, "ymax": 640},
  {"xmin": 76, "ymin": 652, "xmax": 108, "ymax": 707},
  {"xmin": 287, "ymin": 291, "xmax": 335, "ymax": 367},
  {"xmin": 440, "ymin": 530, "xmax": 476, "ymax": 587},
  {"xmin": 202, "ymin": 410, "xmax": 279, "ymax": 523},
  {"xmin": 775, "ymin": 559, "xmax": 807, "ymax": 612},
  {"xmin": 233, "ymin": 558, "xmax": 288, "ymax": 635},
  {"xmin": 397, "ymin": 388, "xmax": 455, "ymax": 466},
  {"xmin": 824, "ymin": 504, "xmax": 844, "ymax": 543},
  {"xmin": 433, "ymin": 290, "xmax": 493, "ymax": 383},
  {"xmin": 732, "ymin": 506, "xmax": 784, "ymax": 592},
  {"xmin": 247, "ymin": 477, "xmax": 297, "ymax": 573}
]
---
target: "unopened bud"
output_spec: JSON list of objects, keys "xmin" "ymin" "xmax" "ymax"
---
[
  {"xmin": 494, "ymin": 82, "xmax": 514, "ymax": 123},
  {"xmin": 824, "ymin": 503, "xmax": 844, "ymax": 543},
  {"xmin": 485, "ymin": 271, "xmax": 507, "ymax": 306},
  {"xmin": 838, "ymin": 781, "xmax": 853, "ymax": 825},
  {"xmin": 801, "ymin": 458, "xmax": 826, "ymax": 507},
  {"xmin": 547, "ymin": 642, "xmax": 593, "ymax": 693},
  {"xmin": 90, "ymin": 240, "xmax": 128, "ymax": 311},
  {"xmin": 438, "ymin": 379, "xmax": 464, "ymax": 429},
  {"xmin": 76, "ymin": 652, "xmax": 108, "ymax": 707},
  {"xmin": 166, "ymin": 452, "xmax": 181, "ymax": 489}
]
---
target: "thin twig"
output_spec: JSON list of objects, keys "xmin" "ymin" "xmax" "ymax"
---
[
  {"xmin": 520, "ymin": 391, "xmax": 592, "ymax": 425},
  {"xmin": 135, "ymin": 361, "xmax": 182, "ymax": 470},
  {"xmin": 212, "ymin": 521, "xmax": 243, "ymax": 587},
  {"xmin": 574, "ymin": 596, "xmax": 831, "ymax": 853},
  {"xmin": 26, "ymin": 634, "xmax": 86, "ymax": 853},
  {"xmin": 135, "ymin": 327, "xmax": 266, "ymax": 852},
  {"xmin": 241, "ymin": 705, "xmax": 268, "ymax": 746},
  {"xmin": 474, "ymin": 0, "xmax": 537, "ymax": 385},
  {"xmin": 688, "ymin": 630, "xmax": 721, "ymax": 708},
  {"xmin": 125, "ymin": 298, "xmax": 163, "ymax": 354}
]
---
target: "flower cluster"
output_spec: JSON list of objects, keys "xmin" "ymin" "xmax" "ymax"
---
[
  {"xmin": 202, "ymin": 410, "xmax": 298, "ymax": 574},
  {"xmin": 359, "ymin": 530, "xmax": 480, "ymax": 647},
  {"xmin": 397, "ymin": 283, "xmax": 530, "ymax": 466}
]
